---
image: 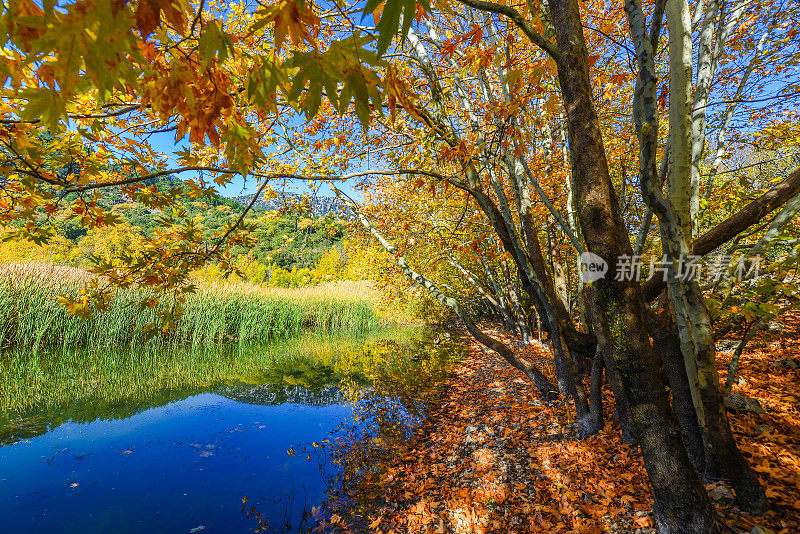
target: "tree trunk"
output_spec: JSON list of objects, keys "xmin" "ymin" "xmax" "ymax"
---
[
  {"xmin": 648, "ymin": 309, "xmax": 706, "ymax": 473},
  {"xmin": 666, "ymin": 0, "xmax": 694, "ymax": 239},
  {"xmin": 654, "ymin": 0, "xmax": 769, "ymax": 510},
  {"xmin": 601, "ymin": 344, "xmax": 637, "ymax": 444},
  {"xmin": 587, "ymin": 345, "xmax": 605, "ymax": 434},
  {"xmin": 499, "ymin": 257, "xmax": 532, "ymax": 343},
  {"xmin": 681, "ymin": 276, "xmax": 767, "ymax": 511},
  {"xmin": 449, "ymin": 256, "xmax": 521, "ymax": 336},
  {"xmin": 547, "ymin": 0, "xmax": 719, "ymax": 529},
  {"xmin": 336, "ymin": 187, "xmax": 561, "ymax": 400},
  {"xmin": 640, "ymin": 166, "xmax": 800, "ymax": 301}
]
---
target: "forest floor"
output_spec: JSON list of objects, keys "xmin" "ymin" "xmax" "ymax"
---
[{"xmin": 330, "ymin": 315, "xmax": 800, "ymax": 534}]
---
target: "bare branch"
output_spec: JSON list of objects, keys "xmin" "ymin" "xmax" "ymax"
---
[
  {"xmin": 452, "ymin": 0, "xmax": 561, "ymax": 62},
  {"xmin": 0, "ymin": 105, "xmax": 141, "ymax": 124},
  {"xmin": 60, "ymin": 167, "xmax": 453, "ymax": 194}
]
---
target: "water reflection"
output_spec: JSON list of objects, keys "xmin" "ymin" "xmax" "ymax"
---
[
  {"xmin": 0, "ymin": 328, "xmax": 412, "ymax": 446},
  {"xmin": 305, "ymin": 331, "xmax": 465, "ymax": 531},
  {"xmin": 0, "ymin": 327, "xmax": 464, "ymax": 533}
]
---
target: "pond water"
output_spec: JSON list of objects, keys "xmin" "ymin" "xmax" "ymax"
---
[{"xmin": 0, "ymin": 327, "xmax": 464, "ymax": 534}]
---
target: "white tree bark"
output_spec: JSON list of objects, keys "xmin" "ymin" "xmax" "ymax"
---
[
  {"xmin": 668, "ymin": 0, "xmax": 695, "ymax": 238},
  {"xmin": 691, "ymin": 0, "xmax": 748, "ymax": 220},
  {"xmin": 332, "ymin": 186, "xmax": 559, "ymax": 399}
]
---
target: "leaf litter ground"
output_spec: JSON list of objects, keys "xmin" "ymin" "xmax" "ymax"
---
[{"xmin": 321, "ymin": 319, "xmax": 800, "ymax": 534}]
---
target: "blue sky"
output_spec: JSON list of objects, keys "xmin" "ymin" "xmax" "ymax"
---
[{"xmin": 146, "ymin": 130, "xmax": 359, "ymax": 200}]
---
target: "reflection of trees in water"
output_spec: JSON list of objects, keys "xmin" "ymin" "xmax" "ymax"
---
[
  {"xmin": 235, "ymin": 329, "xmax": 466, "ymax": 532},
  {"xmin": 218, "ymin": 384, "xmax": 348, "ymax": 407},
  {"xmin": 241, "ymin": 484, "xmax": 317, "ymax": 534},
  {"xmin": 0, "ymin": 326, "xmax": 462, "ymax": 532},
  {"xmin": 0, "ymin": 385, "xmax": 205, "ymax": 447},
  {"xmin": 0, "ymin": 327, "xmax": 422, "ymax": 447},
  {"xmin": 315, "ymin": 331, "xmax": 467, "ymax": 531}
]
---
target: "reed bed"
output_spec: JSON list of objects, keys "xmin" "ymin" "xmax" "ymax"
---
[{"xmin": 0, "ymin": 263, "xmax": 382, "ymax": 350}]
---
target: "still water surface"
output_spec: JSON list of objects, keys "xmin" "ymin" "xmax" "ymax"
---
[{"xmin": 0, "ymin": 327, "xmax": 462, "ymax": 533}]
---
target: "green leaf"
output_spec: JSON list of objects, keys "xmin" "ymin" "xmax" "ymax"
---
[
  {"xmin": 20, "ymin": 88, "xmax": 67, "ymax": 130},
  {"xmin": 365, "ymin": 0, "xmax": 430, "ymax": 56},
  {"xmin": 363, "ymin": 0, "xmax": 384, "ymax": 18},
  {"xmin": 758, "ymin": 302, "xmax": 781, "ymax": 317},
  {"xmin": 285, "ymin": 33, "xmax": 384, "ymax": 124},
  {"xmin": 246, "ymin": 55, "xmax": 289, "ymax": 110},
  {"xmin": 375, "ymin": 0, "xmax": 403, "ymax": 56},
  {"xmin": 399, "ymin": 0, "xmax": 417, "ymax": 48},
  {"xmin": 77, "ymin": 127, "xmax": 98, "ymax": 142},
  {"xmin": 305, "ymin": 77, "xmax": 324, "ymax": 117},
  {"xmin": 198, "ymin": 21, "xmax": 232, "ymax": 66}
]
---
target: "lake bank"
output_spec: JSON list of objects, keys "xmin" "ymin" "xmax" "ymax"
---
[
  {"xmin": 322, "ymin": 326, "xmax": 800, "ymax": 534},
  {"xmin": 1, "ymin": 327, "xmax": 427, "ymax": 427},
  {"xmin": 0, "ymin": 327, "xmax": 466, "ymax": 533}
]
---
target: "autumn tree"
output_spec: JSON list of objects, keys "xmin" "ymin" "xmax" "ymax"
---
[
  {"xmin": 3, "ymin": 0, "xmax": 800, "ymax": 531},
  {"xmin": 288, "ymin": 0, "xmax": 799, "ymax": 529}
]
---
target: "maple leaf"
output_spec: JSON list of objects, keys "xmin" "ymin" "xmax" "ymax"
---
[
  {"xmin": 8, "ymin": 0, "xmax": 45, "ymax": 47},
  {"xmin": 286, "ymin": 33, "xmax": 384, "ymax": 125},
  {"xmin": 198, "ymin": 21, "xmax": 233, "ymax": 66},
  {"xmin": 19, "ymin": 88, "xmax": 67, "ymax": 130},
  {"xmin": 441, "ymin": 40, "xmax": 458, "ymax": 57},
  {"xmin": 135, "ymin": 0, "xmax": 161, "ymax": 37},
  {"xmin": 247, "ymin": 53, "xmax": 291, "ymax": 114},
  {"xmin": 609, "ymin": 72, "xmax": 629, "ymax": 85},
  {"xmin": 135, "ymin": 0, "xmax": 184, "ymax": 37},
  {"xmin": 465, "ymin": 24, "xmax": 483, "ymax": 46},
  {"xmin": 213, "ymin": 175, "xmax": 230, "ymax": 187},
  {"xmin": 362, "ymin": 0, "xmax": 430, "ymax": 56},
  {"xmin": 252, "ymin": 0, "xmax": 320, "ymax": 52},
  {"xmin": 384, "ymin": 64, "xmax": 423, "ymax": 124}
]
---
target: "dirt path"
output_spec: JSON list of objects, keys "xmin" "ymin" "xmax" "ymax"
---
[{"xmin": 325, "ymin": 325, "xmax": 800, "ymax": 533}]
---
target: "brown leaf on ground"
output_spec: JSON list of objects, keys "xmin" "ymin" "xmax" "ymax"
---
[{"xmin": 326, "ymin": 317, "xmax": 800, "ymax": 533}]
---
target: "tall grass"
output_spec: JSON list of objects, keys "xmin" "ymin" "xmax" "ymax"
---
[{"xmin": 0, "ymin": 263, "xmax": 382, "ymax": 350}]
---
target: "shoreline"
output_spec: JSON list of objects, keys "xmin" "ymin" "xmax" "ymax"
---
[{"xmin": 324, "ymin": 324, "xmax": 800, "ymax": 533}]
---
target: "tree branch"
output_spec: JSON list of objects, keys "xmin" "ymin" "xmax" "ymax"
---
[
  {"xmin": 333, "ymin": 184, "xmax": 559, "ymax": 399},
  {"xmin": 0, "ymin": 105, "xmax": 141, "ymax": 124},
  {"xmin": 59, "ymin": 167, "xmax": 453, "ymax": 194},
  {"xmin": 641, "ymin": 166, "xmax": 800, "ymax": 301},
  {"xmin": 452, "ymin": 0, "xmax": 561, "ymax": 62}
]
